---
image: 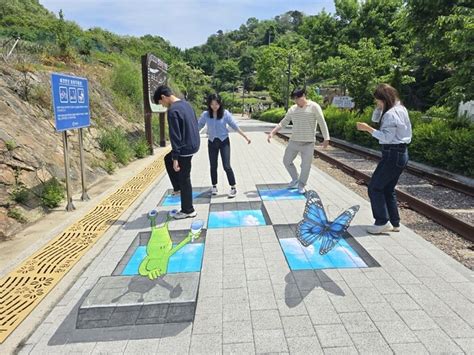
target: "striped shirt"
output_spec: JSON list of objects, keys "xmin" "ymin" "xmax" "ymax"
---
[{"xmin": 278, "ymin": 100, "xmax": 330, "ymax": 143}]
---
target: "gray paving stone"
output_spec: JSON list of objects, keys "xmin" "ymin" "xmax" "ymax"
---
[
  {"xmin": 414, "ymin": 329, "xmax": 464, "ymax": 354},
  {"xmin": 198, "ymin": 282, "xmax": 223, "ymax": 298},
  {"xmin": 315, "ymin": 324, "xmax": 353, "ymax": 348},
  {"xmin": 249, "ymin": 292, "xmax": 277, "ymax": 311},
  {"xmin": 433, "ymin": 315, "xmax": 474, "ymax": 338},
  {"xmin": 223, "ymin": 301, "xmax": 251, "ymax": 322},
  {"xmin": 397, "ymin": 310, "xmax": 439, "ymax": 331},
  {"xmin": 195, "ymin": 296, "xmax": 222, "ymax": 315},
  {"xmin": 281, "ymin": 315, "xmax": 315, "ymax": 337},
  {"xmin": 123, "ymin": 339, "xmax": 160, "ymax": 354},
  {"xmin": 254, "ymin": 329, "xmax": 289, "ymax": 353},
  {"xmin": 92, "ymin": 340, "xmax": 128, "ymax": 354},
  {"xmin": 223, "ymin": 274, "xmax": 247, "ymax": 289},
  {"xmin": 339, "ymin": 312, "xmax": 377, "ymax": 333},
  {"xmin": 245, "ymin": 267, "xmax": 270, "ymax": 281},
  {"xmin": 390, "ymin": 342, "xmax": 429, "ymax": 354},
  {"xmin": 247, "ymin": 279, "xmax": 274, "ymax": 296},
  {"xmin": 223, "ymin": 320, "xmax": 253, "ymax": 344},
  {"xmin": 383, "ymin": 293, "xmax": 420, "ymax": 311},
  {"xmin": 190, "ymin": 333, "xmax": 222, "ymax": 354},
  {"xmin": 307, "ymin": 307, "xmax": 342, "ymax": 326},
  {"xmin": 374, "ymin": 320, "xmax": 419, "ymax": 344},
  {"xmin": 387, "ymin": 271, "xmax": 421, "ymax": 285},
  {"xmin": 321, "ymin": 346, "xmax": 358, "ymax": 354},
  {"xmin": 192, "ymin": 312, "xmax": 223, "ymax": 335},
  {"xmin": 251, "ymin": 309, "xmax": 282, "ymax": 330},
  {"xmin": 158, "ymin": 323, "xmax": 192, "ymax": 354},
  {"xmin": 361, "ymin": 268, "xmax": 392, "ymax": 281},
  {"xmin": 222, "ymin": 287, "xmax": 248, "ymax": 304},
  {"xmin": 223, "ymin": 342, "xmax": 256, "ymax": 354},
  {"xmin": 349, "ymin": 331, "xmax": 392, "ymax": 354},
  {"xmin": 329, "ymin": 295, "xmax": 364, "ymax": 313},
  {"xmin": 272, "ymin": 282, "xmax": 302, "ymax": 300},
  {"xmin": 293, "ymin": 270, "xmax": 321, "ymax": 291},
  {"xmin": 454, "ymin": 337, "xmax": 474, "ymax": 354},
  {"xmin": 373, "ymin": 278, "xmax": 405, "ymax": 294},
  {"xmin": 276, "ymin": 298, "xmax": 308, "ymax": 317},
  {"xmin": 286, "ymin": 336, "xmax": 323, "ymax": 354},
  {"xmin": 350, "ymin": 287, "xmax": 385, "ymax": 305}
]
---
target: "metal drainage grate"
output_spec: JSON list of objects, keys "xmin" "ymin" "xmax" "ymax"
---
[{"xmin": 0, "ymin": 150, "xmax": 169, "ymax": 343}]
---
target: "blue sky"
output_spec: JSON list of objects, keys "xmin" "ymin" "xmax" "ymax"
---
[{"xmin": 39, "ymin": 0, "xmax": 335, "ymax": 49}]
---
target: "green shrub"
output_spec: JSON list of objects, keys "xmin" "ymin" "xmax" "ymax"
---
[
  {"xmin": 102, "ymin": 151, "xmax": 116, "ymax": 174},
  {"xmin": 5, "ymin": 140, "xmax": 16, "ymax": 151},
  {"xmin": 7, "ymin": 208, "xmax": 27, "ymax": 223},
  {"xmin": 98, "ymin": 128, "xmax": 134, "ymax": 165},
  {"xmin": 133, "ymin": 138, "xmax": 150, "ymax": 159},
  {"xmin": 109, "ymin": 60, "xmax": 143, "ymax": 121},
  {"xmin": 40, "ymin": 178, "xmax": 64, "ymax": 208},
  {"xmin": 10, "ymin": 186, "xmax": 29, "ymax": 204},
  {"xmin": 259, "ymin": 108, "xmax": 286, "ymax": 123},
  {"xmin": 152, "ymin": 116, "xmax": 169, "ymax": 145}
]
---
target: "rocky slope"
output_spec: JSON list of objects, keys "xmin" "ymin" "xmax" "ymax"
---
[{"xmin": 0, "ymin": 61, "xmax": 144, "ymax": 239}]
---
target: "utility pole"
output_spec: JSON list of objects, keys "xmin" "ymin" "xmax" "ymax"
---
[{"xmin": 285, "ymin": 54, "xmax": 292, "ymax": 111}]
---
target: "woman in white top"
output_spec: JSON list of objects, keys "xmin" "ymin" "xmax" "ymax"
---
[{"xmin": 357, "ymin": 84, "xmax": 412, "ymax": 234}]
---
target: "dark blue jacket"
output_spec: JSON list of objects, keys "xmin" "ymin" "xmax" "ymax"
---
[{"xmin": 167, "ymin": 100, "xmax": 200, "ymax": 159}]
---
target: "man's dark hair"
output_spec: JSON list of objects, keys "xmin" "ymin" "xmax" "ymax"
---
[
  {"xmin": 291, "ymin": 88, "xmax": 306, "ymax": 99},
  {"xmin": 153, "ymin": 85, "xmax": 173, "ymax": 104}
]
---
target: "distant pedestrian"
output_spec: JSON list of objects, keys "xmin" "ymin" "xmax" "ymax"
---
[{"xmin": 356, "ymin": 83, "xmax": 412, "ymax": 234}]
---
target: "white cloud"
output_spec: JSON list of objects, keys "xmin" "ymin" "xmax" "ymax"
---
[{"xmin": 40, "ymin": 0, "xmax": 334, "ymax": 48}]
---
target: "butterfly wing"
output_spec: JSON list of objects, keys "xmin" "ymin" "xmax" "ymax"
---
[
  {"xmin": 329, "ymin": 205, "xmax": 360, "ymax": 234},
  {"xmin": 318, "ymin": 230, "xmax": 342, "ymax": 255},
  {"xmin": 296, "ymin": 219, "xmax": 325, "ymax": 247},
  {"xmin": 302, "ymin": 190, "xmax": 328, "ymax": 226}
]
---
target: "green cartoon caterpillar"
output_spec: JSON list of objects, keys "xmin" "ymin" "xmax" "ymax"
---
[{"xmin": 139, "ymin": 210, "xmax": 203, "ymax": 280}]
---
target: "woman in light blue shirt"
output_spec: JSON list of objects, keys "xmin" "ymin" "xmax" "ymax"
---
[
  {"xmin": 198, "ymin": 93, "xmax": 251, "ymax": 198},
  {"xmin": 357, "ymin": 84, "xmax": 412, "ymax": 234}
]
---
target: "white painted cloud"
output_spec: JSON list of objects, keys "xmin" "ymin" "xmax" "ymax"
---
[{"xmin": 39, "ymin": 0, "xmax": 335, "ymax": 48}]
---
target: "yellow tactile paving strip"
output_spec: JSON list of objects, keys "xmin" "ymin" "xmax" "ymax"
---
[{"xmin": 0, "ymin": 149, "xmax": 169, "ymax": 343}]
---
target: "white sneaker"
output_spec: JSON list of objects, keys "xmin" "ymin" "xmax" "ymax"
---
[
  {"xmin": 173, "ymin": 210, "xmax": 197, "ymax": 219},
  {"xmin": 211, "ymin": 186, "xmax": 218, "ymax": 195},
  {"xmin": 287, "ymin": 179, "xmax": 299, "ymax": 189},
  {"xmin": 367, "ymin": 222, "xmax": 393, "ymax": 235},
  {"xmin": 392, "ymin": 226, "xmax": 400, "ymax": 232},
  {"xmin": 298, "ymin": 186, "xmax": 305, "ymax": 194},
  {"xmin": 228, "ymin": 187, "xmax": 237, "ymax": 198}
]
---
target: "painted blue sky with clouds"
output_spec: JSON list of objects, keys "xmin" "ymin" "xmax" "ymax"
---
[{"xmin": 39, "ymin": 0, "xmax": 335, "ymax": 49}]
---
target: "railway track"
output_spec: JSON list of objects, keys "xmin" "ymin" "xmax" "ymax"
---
[{"xmin": 276, "ymin": 132, "xmax": 474, "ymax": 243}]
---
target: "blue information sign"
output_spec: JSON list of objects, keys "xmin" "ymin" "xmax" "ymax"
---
[{"xmin": 51, "ymin": 73, "xmax": 90, "ymax": 131}]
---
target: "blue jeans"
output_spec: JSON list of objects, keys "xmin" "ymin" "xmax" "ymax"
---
[{"xmin": 368, "ymin": 145, "xmax": 408, "ymax": 227}]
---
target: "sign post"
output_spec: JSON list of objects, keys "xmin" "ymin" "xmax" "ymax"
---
[
  {"xmin": 141, "ymin": 53, "xmax": 168, "ymax": 153},
  {"xmin": 331, "ymin": 96, "xmax": 355, "ymax": 109},
  {"xmin": 51, "ymin": 73, "xmax": 91, "ymax": 210}
]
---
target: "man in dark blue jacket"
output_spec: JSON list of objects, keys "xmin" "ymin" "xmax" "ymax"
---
[{"xmin": 153, "ymin": 86, "xmax": 200, "ymax": 219}]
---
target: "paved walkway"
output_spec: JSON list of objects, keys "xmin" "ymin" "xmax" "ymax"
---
[{"xmin": 12, "ymin": 119, "xmax": 474, "ymax": 354}]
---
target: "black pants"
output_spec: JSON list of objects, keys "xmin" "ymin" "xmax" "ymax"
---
[
  {"xmin": 164, "ymin": 152, "xmax": 194, "ymax": 214},
  {"xmin": 368, "ymin": 145, "xmax": 408, "ymax": 227},
  {"xmin": 208, "ymin": 138, "xmax": 236, "ymax": 186}
]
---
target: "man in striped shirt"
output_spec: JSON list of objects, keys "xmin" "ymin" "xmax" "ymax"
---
[{"xmin": 267, "ymin": 88, "xmax": 330, "ymax": 194}]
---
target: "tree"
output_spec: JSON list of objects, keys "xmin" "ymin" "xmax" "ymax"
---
[
  {"xmin": 320, "ymin": 39, "xmax": 405, "ymax": 110},
  {"xmin": 213, "ymin": 59, "xmax": 240, "ymax": 92}
]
